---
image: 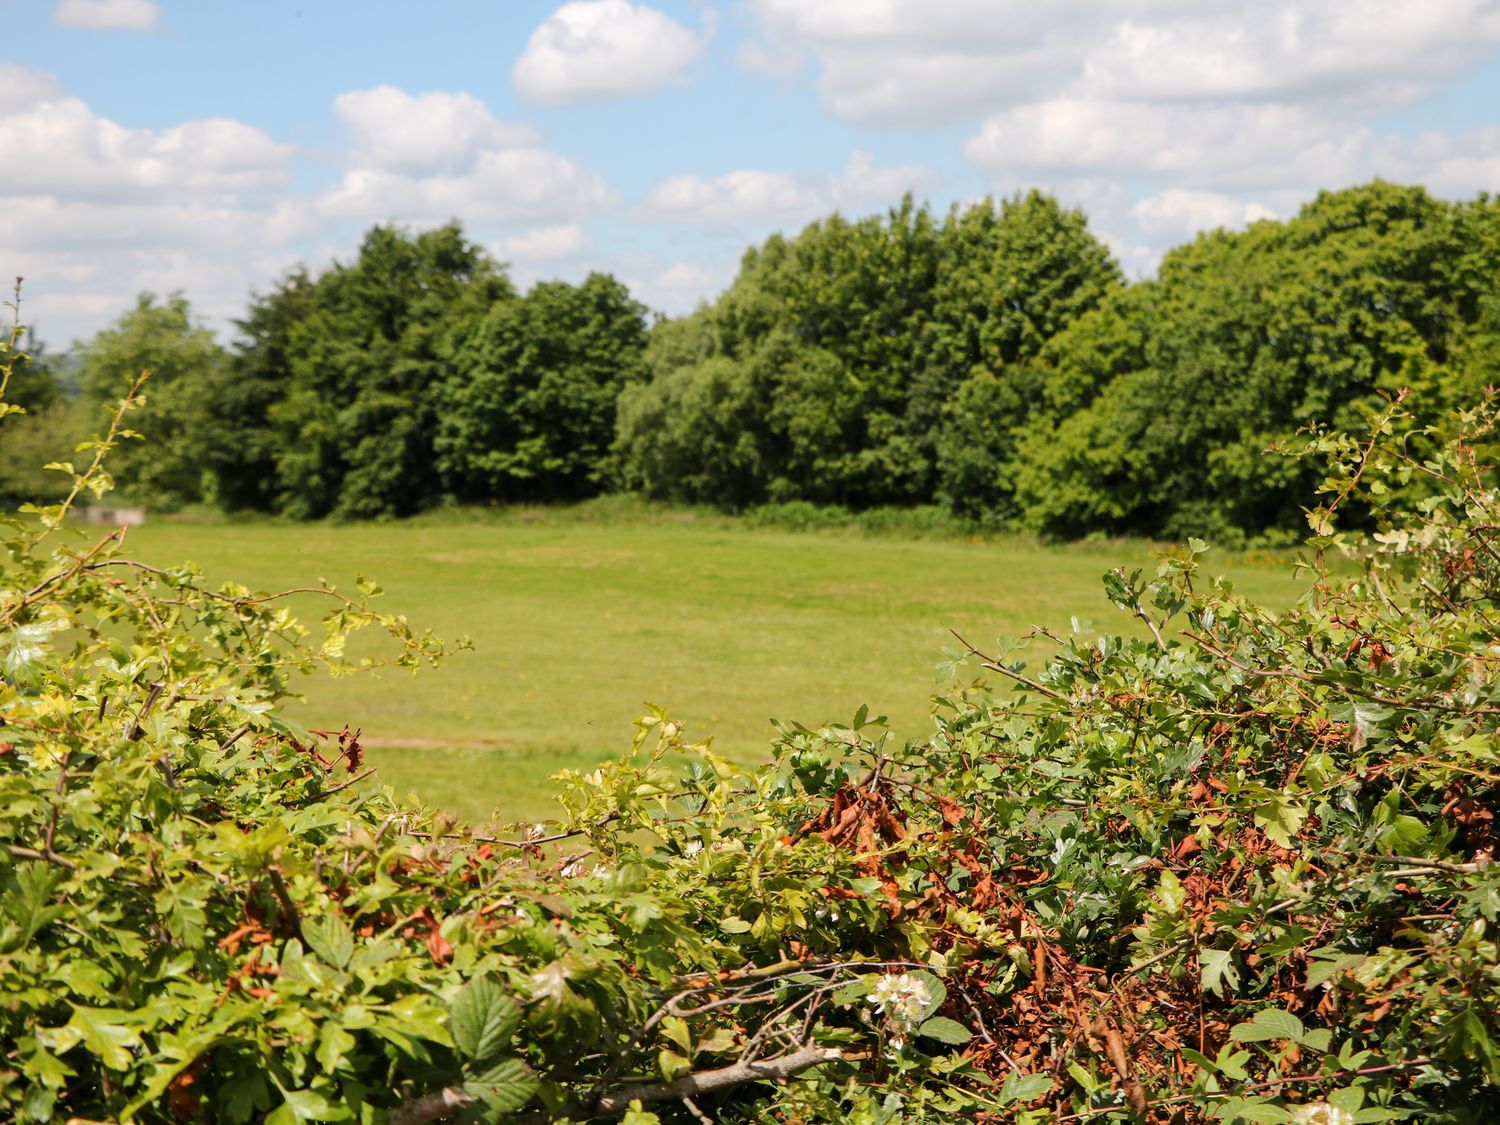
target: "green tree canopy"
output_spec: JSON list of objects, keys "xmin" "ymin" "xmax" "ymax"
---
[
  {"xmin": 435, "ymin": 271, "xmax": 650, "ymax": 502},
  {"xmin": 76, "ymin": 291, "xmax": 224, "ymax": 508},
  {"xmin": 1014, "ymin": 181, "xmax": 1500, "ymax": 541},
  {"xmin": 267, "ymin": 223, "xmax": 513, "ymax": 519}
]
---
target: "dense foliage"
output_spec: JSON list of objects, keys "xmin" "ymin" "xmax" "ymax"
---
[
  {"xmin": 49, "ymin": 180, "xmax": 1500, "ymax": 541},
  {"xmin": 1013, "ymin": 183, "xmax": 1500, "ymax": 542},
  {"xmin": 6, "ymin": 286, "xmax": 1500, "ymax": 1122},
  {"xmin": 64, "ymin": 225, "xmax": 650, "ymax": 519},
  {"xmin": 615, "ymin": 191, "xmax": 1121, "ymax": 511}
]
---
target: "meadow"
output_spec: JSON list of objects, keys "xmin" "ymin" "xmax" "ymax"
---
[{"xmin": 124, "ymin": 503, "xmax": 1299, "ymax": 824}]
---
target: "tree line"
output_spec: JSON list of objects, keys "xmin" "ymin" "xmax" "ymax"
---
[{"xmin": 7, "ymin": 179, "xmax": 1499, "ymax": 540}]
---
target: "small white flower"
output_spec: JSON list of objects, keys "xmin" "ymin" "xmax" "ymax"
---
[
  {"xmin": 1292, "ymin": 1105, "xmax": 1354, "ymax": 1125},
  {"xmin": 590, "ymin": 863, "xmax": 611, "ymax": 878},
  {"xmin": 560, "ymin": 860, "xmax": 584, "ymax": 878},
  {"xmin": 527, "ymin": 823, "xmax": 548, "ymax": 841},
  {"xmin": 682, "ymin": 839, "xmax": 704, "ymax": 858},
  {"xmin": 867, "ymin": 972, "xmax": 934, "ymax": 1029}
]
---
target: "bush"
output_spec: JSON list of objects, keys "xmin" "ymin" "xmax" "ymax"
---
[{"xmin": 4, "ymin": 278, "xmax": 1499, "ymax": 1124}]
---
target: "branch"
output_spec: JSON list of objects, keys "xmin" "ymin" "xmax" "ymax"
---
[
  {"xmin": 392, "ymin": 1044, "xmax": 844, "ymax": 1125},
  {"xmin": 949, "ymin": 627, "xmax": 1065, "ymax": 701},
  {"xmin": 4, "ymin": 842, "xmax": 77, "ymax": 870},
  {"xmin": 590, "ymin": 1043, "xmax": 843, "ymax": 1116},
  {"xmin": 387, "ymin": 1087, "xmax": 473, "ymax": 1125}
]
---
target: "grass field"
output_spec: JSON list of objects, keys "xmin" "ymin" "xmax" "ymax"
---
[{"xmin": 123, "ymin": 505, "xmax": 1301, "ymax": 825}]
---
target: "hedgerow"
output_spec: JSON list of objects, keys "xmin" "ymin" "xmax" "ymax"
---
[{"xmin": 3, "ymin": 285, "xmax": 1499, "ymax": 1123}]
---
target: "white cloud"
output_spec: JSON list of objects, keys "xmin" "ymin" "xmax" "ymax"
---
[
  {"xmin": 0, "ymin": 63, "xmax": 62, "ymax": 111},
  {"xmin": 53, "ymin": 0, "xmax": 158, "ymax": 29},
  {"xmin": 320, "ymin": 84, "xmax": 617, "ymax": 227},
  {"xmin": 1130, "ymin": 190, "xmax": 1278, "ymax": 239},
  {"xmin": 1082, "ymin": 2, "xmax": 1500, "ymax": 109},
  {"xmin": 494, "ymin": 223, "xmax": 596, "ymax": 261},
  {"xmin": 0, "ymin": 81, "xmax": 291, "ymax": 202},
  {"xmin": 319, "ymin": 147, "xmax": 616, "ymax": 226},
  {"xmin": 640, "ymin": 149, "xmax": 937, "ymax": 226},
  {"xmin": 333, "ymin": 86, "xmax": 539, "ymax": 174},
  {"xmin": 964, "ymin": 99, "xmax": 1369, "ymax": 190},
  {"xmin": 513, "ymin": 0, "xmax": 707, "ymax": 106},
  {"xmin": 623, "ymin": 260, "xmax": 734, "ymax": 315},
  {"xmin": 0, "ymin": 66, "xmax": 298, "ymax": 346},
  {"xmin": 740, "ymin": 0, "xmax": 1500, "ymax": 127}
]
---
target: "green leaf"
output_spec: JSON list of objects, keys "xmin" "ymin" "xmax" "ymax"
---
[
  {"xmin": 449, "ymin": 977, "xmax": 522, "ymax": 1062},
  {"xmin": 46, "ymin": 1006, "xmax": 143, "ymax": 1071},
  {"xmin": 1, "ymin": 861, "xmax": 66, "ymax": 946},
  {"xmin": 302, "ymin": 914, "xmax": 355, "ymax": 970},
  {"xmin": 316, "ymin": 1023, "xmax": 356, "ymax": 1074},
  {"xmin": 1200, "ymin": 948, "xmax": 1240, "ymax": 997},
  {"xmin": 917, "ymin": 1016, "xmax": 973, "ymax": 1045},
  {"xmin": 1231, "ymin": 1009, "xmax": 1305, "ymax": 1043},
  {"xmin": 1157, "ymin": 869, "xmax": 1186, "ymax": 914},
  {"xmin": 660, "ymin": 1015, "xmax": 693, "ymax": 1054},
  {"xmin": 1253, "ymin": 794, "xmax": 1306, "ymax": 848},
  {"xmin": 1209, "ymin": 1098, "xmax": 1295, "ymax": 1123},
  {"xmin": 464, "ymin": 1057, "xmax": 537, "ymax": 1115},
  {"xmin": 277, "ymin": 1086, "xmax": 353, "ymax": 1122},
  {"xmin": 998, "ymin": 1071, "xmax": 1053, "ymax": 1104}
]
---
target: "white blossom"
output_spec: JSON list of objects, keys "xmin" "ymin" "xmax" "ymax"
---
[
  {"xmin": 1292, "ymin": 1105, "xmax": 1354, "ymax": 1125},
  {"xmin": 867, "ymin": 972, "xmax": 933, "ymax": 1029}
]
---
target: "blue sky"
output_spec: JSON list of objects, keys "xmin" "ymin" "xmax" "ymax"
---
[{"xmin": 5, "ymin": 0, "xmax": 1500, "ymax": 349}]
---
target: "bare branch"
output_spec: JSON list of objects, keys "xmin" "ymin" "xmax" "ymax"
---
[
  {"xmin": 591, "ymin": 1044, "xmax": 843, "ymax": 1116},
  {"xmin": 387, "ymin": 1086, "xmax": 473, "ymax": 1125}
]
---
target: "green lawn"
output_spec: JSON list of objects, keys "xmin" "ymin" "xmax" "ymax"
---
[{"xmin": 122, "ymin": 507, "xmax": 1299, "ymax": 825}]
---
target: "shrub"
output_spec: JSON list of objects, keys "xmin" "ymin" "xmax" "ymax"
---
[{"xmin": 4, "ymin": 275, "xmax": 1498, "ymax": 1125}]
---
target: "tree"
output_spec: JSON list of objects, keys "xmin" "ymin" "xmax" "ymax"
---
[
  {"xmin": 204, "ymin": 269, "xmax": 319, "ymax": 512},
  {"xmin": 76, "ymin": 292, "xmax": 224, "ymax": 508},
  {"xmin": 436, "ymin": 272, "xmax": 649, "ymax": 502},
  {"xmin": 268, "ymin": 223, "xmax": 512, "ymax": 519},
  {"xmin": 925, "ymin": 192, "xmax": 1123, "ymax": 520},
  {"xmin": 618, "ymin": 192, "xmax": 1120, "ymax": 513},
  {"xmin": 1015, "ymin": 181, "xmax": 1497, "ymax": 541}
]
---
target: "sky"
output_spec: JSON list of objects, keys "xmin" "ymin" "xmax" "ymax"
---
[{"xmin": 4, "ymin": 0, "xmax": 1500, "ymax": 350}]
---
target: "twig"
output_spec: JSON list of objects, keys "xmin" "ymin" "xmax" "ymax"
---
[
  {"xmin": 267, "ymin": 866, "xmax": 303, "ymax": 940},
  {"xmin": 4, "ymin": 842, "xmax": 78, "ymax": 870},
  {"xmin": 219, "ymin": 723, "xmax": 251, "ymax": 751},
  {"xmin": 294, "ymin": 767, "xmax": 377, "ymax": 803},
  {"xmin": 387, "ymin": 1087, "xmax": 473, "ymax": 1125},
  {"xmin": 590, "ymin": 1044, "xmax": 843, "ymax": 1116},
  {"xmin": 949, "ymin": 627, "xmax": 1065, "ymax": 701},
  {"xmin": 125, "ymin": 682, "xmax": 165, "ymax": 741}
]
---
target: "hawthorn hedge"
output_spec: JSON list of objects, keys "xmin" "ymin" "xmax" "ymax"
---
[{"xmin": 2, "ymin": 297, "xmax": 1499, "ymax": 1122}]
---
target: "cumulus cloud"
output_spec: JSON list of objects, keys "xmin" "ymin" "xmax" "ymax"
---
[
  {"xmin": 513, "ymin": 0, "xmax": 708, "ymax": 106},
  {"xmin": 0, "ymin": 66, "xmax": 291, "ymax": 203},
  {"xmin": 964, "ymin": 99, "xmax": 1370, "ymax": 190},
  {"xmin": 1081, "ymin": 2, "xmax": 1500, "ymax": 109},
  {"xmin": 333, "ymin": 86, "xmax": 539, "ymax": 174},
  {"xmin": 640, "ymin": 149, "xmax": 937, "ymax": 226},
  {"xmin": 1130, "ymin": 190, "xmax": 1279, "ymax": 239},
  {"xmin": 320, "ymin": 84, "xmax": 617, "ymax": 227},
  {"xmin": 0, "ymin": 65, "xmax": 298, "ymax": 345},
  {"xmin": 494, "ymin": 224, "xmax": 596, "ymax": 262},
  {"xmin": 613, "ymin": 259, "xmax": 734, "ymax": 316},
  {"xmin": 741, "ymin": 0, "xmax": 1500, "ymax": 127},
  {"xmin": 320, "ymin": 144, "xmax": 616, "ymax": 226},
  {"xmin": 53, "ymin": 0, "xmax": 159, "ymax": 30}
]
